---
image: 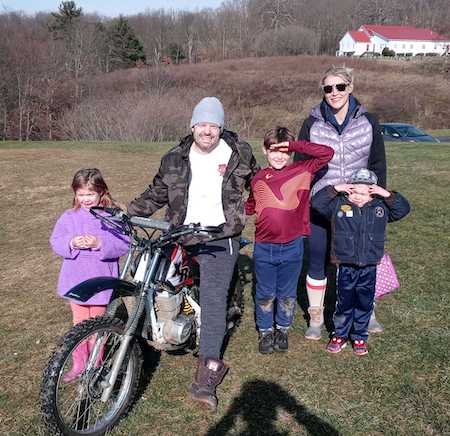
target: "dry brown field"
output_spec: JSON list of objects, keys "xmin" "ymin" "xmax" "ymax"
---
[{"xmin": 1, "ymin": 140, "xmax": 449, "ymax": 435}]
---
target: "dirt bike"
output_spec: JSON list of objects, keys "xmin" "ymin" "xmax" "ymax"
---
[{"xmin": 41, "ymin": 207, "xmax": 248, "ymax": 435}]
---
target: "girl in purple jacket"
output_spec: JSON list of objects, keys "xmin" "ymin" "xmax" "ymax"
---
[{"xmin": 50, "ymin": 168, "xmax": 129, "ymax": 382}]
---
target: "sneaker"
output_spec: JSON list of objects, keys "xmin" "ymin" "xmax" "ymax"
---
[
  {"xmin": 305, "ymin": 307, "xmax": 323, "ymax": 340},
  {"xmin": 368, "ymin": 316, "xmax": 384, "ymax": 334},
  {"xmin": 352, "ymin": 339, "xmax": 368, "ymax": 356},
  {"xmin": 274, "ymin": 328, "xmax": 288, "ymax": 352},
  {"xmin": 326, "ymin": 336, "xmax": 347, "ymax": 353},
  {"xmin": 305, "ymin": 325, "xmax": 322, "ymax": 341},
  {"xmin": 258, "ymin": 330, "xmax": 274, "ymax": 354}
]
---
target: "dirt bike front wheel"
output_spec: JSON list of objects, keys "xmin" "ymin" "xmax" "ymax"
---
[{"xmin": 41, "ymin": 316, "xmax": 142, "ymax": 435}]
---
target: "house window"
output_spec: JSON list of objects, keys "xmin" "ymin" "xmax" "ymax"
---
[
  {"xmin": 410, "ymin": 44, "xmax": 413, "ymax": 49},
  {"xmin": 402, "ymin": 44, "xmax": 406, "ymax": 49},
  {"xmin": 422, "ymin": 44, "xmax": 426, "ymax": 49}
]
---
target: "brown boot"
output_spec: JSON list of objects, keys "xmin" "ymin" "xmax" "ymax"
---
[{"xmin": 189, "ymin": 357, "xmax": 229, "ymax": 411}]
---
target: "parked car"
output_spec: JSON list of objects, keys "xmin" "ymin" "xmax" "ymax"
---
[{"xmin": 380, "ymin": 123, "xmax": 440, "ymax": 143}]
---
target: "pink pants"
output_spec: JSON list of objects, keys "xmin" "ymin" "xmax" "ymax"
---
[{"xmin": 70, "ymin": 302, "xmax": 106, "ymax": 326}]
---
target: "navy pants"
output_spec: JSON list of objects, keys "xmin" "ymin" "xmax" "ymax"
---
[
  {"xmin": 254, "ymin": 237, "xmax": 304, "ymax": 330},
  {"xmin": 334, "ymin": 264, "xmax": 376, "ymax": 341}
]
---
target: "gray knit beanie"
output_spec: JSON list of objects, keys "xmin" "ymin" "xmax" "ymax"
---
[{"xmin": 190, "ymin": 97, "xmax": 224, "ymax": 128}]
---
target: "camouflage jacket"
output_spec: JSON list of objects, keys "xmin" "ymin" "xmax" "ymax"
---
[{"xmin": 128, "ymin": 129, "xmax": 259, "ymax": 243}]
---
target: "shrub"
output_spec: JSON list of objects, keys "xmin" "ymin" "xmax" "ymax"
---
[
  {"xmin": 253, "ymin": 25, "xmax": 319, "ymax": 57},
  {"xmin": 382, "ymin": 47, "xmax": 396, "ymax": 57}
]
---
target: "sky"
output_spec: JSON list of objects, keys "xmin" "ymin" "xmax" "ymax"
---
[{"xmin": 0, "ymin": 1, "xmax": 224, "ymax": 17}]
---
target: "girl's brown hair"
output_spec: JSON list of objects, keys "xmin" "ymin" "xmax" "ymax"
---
[
  {"xmin": 263, "ymin": 126, "xmax": 295, "ymax": 149},
  {"xmin": 71, "ymin": 168, "xmax": 117, "ymax": 209}
]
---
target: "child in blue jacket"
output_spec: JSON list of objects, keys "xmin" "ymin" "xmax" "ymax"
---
[{"xmin": 311, "ymin": 168, "xmax": 410, "ymax": 355}]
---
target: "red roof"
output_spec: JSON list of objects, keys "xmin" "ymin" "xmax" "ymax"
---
[
  {"xmin": 349, "ymin": 30, "xmax": 370, "ymax": 43},
  {"xmin": 360, "ymin": 24, "xmax": 447, "ymax": 41}
]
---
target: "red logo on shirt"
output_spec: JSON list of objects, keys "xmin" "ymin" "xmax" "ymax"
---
[{"xmin": 218, "ymin": 164, "xmax": 227, "ymax": 176}]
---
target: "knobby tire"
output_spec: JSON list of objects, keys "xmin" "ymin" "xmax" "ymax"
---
[{"xmin": 40, "ymin": 316, "xmax": 142, "ymax": 435}]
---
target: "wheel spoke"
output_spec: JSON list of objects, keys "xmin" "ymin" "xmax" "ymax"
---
[{"xmin": 42, "ymin": 316, "xmax": 142, "ymax": 434}]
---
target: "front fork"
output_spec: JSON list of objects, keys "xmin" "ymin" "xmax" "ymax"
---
[
  {"xmin": 100, "ymin": 249, "xmax": 162, "ymax": 402},
  {"xmin": 100, "ymin": 293, "xmax": 145, "ymax": 402}
]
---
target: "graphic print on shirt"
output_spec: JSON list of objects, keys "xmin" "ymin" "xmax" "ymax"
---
[
  {"xmin": 253, "ymin": 172, "xmax": 311, "ymax": 218},
  {"xmin": 218, "ymin": 164, "xmax": 227, "ymax": 176}
]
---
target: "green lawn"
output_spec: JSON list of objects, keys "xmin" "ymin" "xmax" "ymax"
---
[
  {"xmin": 0, "ymin": 140, "xmax": 449, "ymax": 435},
  {"xmin": 428, "ymin": 128, "xmax": 450, "ymax": 136}
]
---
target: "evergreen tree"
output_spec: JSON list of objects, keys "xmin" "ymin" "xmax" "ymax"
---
[
  {"xmin": 108, "ymin": 16, "xmax": 146, "ymax": 69},
  {"xmin": 48, "ymin": 1, "xmax": 84, "ymax": 99},
  {"xmin": 49, "ymin": 1, "xmax": 82, "ymax": 38}
]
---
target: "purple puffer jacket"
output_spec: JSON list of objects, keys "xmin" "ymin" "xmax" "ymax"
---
[
  {"xmin": 50, "ymin": 208, "xmax": 129, "ymax": 305},
  {"xmin": 298, "ymin": 101, "xmax": 387, "ymax": 196}
]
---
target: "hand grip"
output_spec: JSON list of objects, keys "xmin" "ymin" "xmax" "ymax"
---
[{"xmin": 129, "ymin": 216, "xmax": 171, "ymax": 232}]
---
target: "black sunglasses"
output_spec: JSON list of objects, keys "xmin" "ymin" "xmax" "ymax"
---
[{"xmin": 322, "ymin": 83, "xmax": 348, "ymax": 94}]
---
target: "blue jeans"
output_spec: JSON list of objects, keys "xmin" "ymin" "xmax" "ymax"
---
[
  {"xmin": 254, "ymin": 237, "xmax": 304, "ymax": 330},
  {"xmin": 334, "ymin": 264, "xmax": 376, "ymax": 341}
]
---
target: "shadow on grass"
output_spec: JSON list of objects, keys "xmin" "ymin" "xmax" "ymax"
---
[
  {"xmin": 206, "ymin": 379, "xmax": 339, "ymax": 436},
  {"xmin": 136, "ymin": 340, "xmax": 161, "ymax": 401}
]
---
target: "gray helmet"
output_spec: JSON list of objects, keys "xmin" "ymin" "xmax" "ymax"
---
[{"xmin": 349, "ymin": 168, "xmax": 378, "ymax": 185}]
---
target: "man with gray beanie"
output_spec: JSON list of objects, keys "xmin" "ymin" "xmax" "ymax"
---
[{"xmin": 128, "ymin": 96, "xmax": 258, "ymax": 410}]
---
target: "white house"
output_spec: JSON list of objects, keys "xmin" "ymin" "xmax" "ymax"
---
[{"xmin": 337, "ymin": 24, "xmax": 450, "ymax": 57}]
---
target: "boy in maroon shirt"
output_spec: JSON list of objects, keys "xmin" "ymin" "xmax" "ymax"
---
[{"xmin": 246, "ymin": 127, "xmax": 334, "ymax": 354}]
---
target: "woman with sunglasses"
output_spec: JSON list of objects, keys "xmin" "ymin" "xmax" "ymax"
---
[{"xmin": 295, "ymin": 65, "xmax": 387, "ymax": 340}]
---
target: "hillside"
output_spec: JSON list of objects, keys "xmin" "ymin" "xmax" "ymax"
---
[{"xmin": 63, "ymin": 55, "xmax": 450, "ymax": 141}]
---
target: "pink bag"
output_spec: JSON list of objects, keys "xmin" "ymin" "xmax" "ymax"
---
[{"xmin": 375, "ymin": 253, "xmax": 400, "ymax": 300}]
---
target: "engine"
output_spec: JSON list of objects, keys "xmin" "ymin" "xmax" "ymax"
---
[{"xmin": 154, "ymin": 290, "xmax": 194, "ymax": 345}]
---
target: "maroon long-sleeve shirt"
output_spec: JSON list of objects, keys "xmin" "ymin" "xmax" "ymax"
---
[{"xmin": 245, "ymin": 140, "xmax": 334, "ymax": 243}]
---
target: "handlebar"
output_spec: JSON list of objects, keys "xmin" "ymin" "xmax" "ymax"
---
[
  {"xmin": 129, "ymin": 216, "xmax": 171, "ymax": 232},
  {"xmin": 89, "ymin": 207, "xmax": 222, "ymax": 242}
]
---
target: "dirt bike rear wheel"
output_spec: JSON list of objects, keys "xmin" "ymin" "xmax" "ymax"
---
[{"xmin": 41, "ymin": 316, "xmax": 142, "ymax": 435}]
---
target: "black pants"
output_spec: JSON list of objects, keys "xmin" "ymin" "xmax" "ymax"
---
[
  {"xmin": 308, "ymin": 211, "xmax": 331, "ymax": 280},
  {"xmin": 190, "ymin": 238, "xmax": 239, "ymax": 359}
]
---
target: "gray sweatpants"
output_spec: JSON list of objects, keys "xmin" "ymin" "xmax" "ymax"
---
[{"xmin": 192, "ymin": 237, "xmax": 240, "ymax": 359}]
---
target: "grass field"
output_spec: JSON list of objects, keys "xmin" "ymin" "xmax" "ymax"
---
[{"xmin": 0, "ymin": 140, "xmax": 449, "ymax": 435}]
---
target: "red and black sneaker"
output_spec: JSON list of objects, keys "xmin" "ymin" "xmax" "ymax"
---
[
  {"xmin": 326, "ymin": 336, "xmax": 347, "ymax": 353},
  {"xmin": 352, "ymin": 339, "xmax": 369, "ymax": 356}
]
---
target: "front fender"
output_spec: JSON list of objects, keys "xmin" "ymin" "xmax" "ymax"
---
[{"xmin": 64, "ymin": 277, "xmax": 138, "ymax": 303}]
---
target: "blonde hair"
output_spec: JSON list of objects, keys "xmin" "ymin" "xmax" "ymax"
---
[{"xmin": 320, "ymin": 65, "xmax": 354, "ymax": 88}]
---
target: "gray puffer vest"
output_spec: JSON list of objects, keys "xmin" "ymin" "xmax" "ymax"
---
[{"xmin": 308, "ymin": 104, "xmax": 374, "ymax": 196}]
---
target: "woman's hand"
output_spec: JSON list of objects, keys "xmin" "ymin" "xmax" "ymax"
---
[{"xmin": 368, "ymin": 185, "xmax": 391, "ymax": 198}]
